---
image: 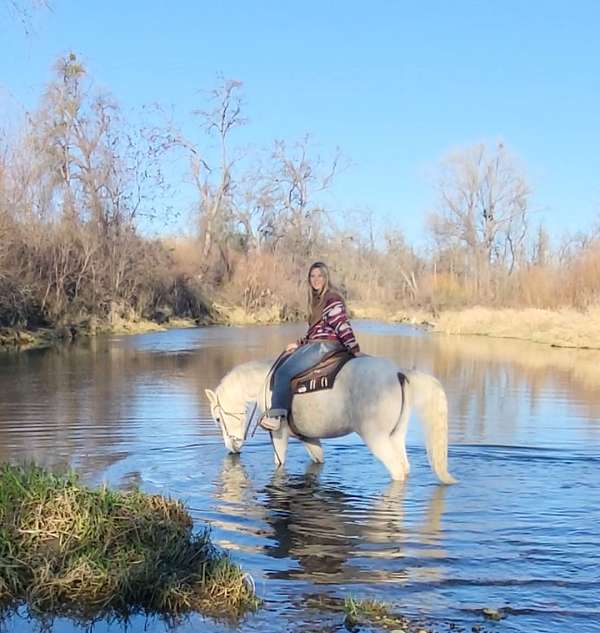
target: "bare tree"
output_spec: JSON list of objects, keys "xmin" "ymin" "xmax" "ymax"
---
[
  {"xmin": 2, "ymin": 0, "xmax": 49, "ymax": 34},
  {"xmin": 194, "ymin": 79, "xmax": 245, "ymax": 273},
  {"xmin": 428, "ymin": 142, "xmax": 530, "ymax": 296},
  {"xmin": 0, "ymin": 54, "xmax": 170, "ymax": 322},
  {"xmin": 532, "ymin": 223, "xmax": 551, "ymax": 267},
  {"xmin": 155, "ymin": 78, "xmax": 246, "ymax": 282},
  {"xmin": 260, "ymin": 136, "xmax": 341, "ymax": 256},
  {"xmin": 384, "ymin": 229, "xmax": 420, "ymax": 301}
]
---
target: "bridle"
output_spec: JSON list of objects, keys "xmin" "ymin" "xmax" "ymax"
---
[
  {"xmin": 213, "ymin": 394, "xmax": 258, "ymax": 443},
  {"xmin": 211, "ymin": 355, "xmax": 286, "ymax": 449}
]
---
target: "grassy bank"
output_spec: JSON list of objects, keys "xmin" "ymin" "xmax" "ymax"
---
[
  {"xmin": 0, "ymin": 317, "xmax": 199, "ymax": 352},
  {"xmin": 429, "ymin": 305, "xmax": 600, "ymax": 349},
  {"xmin": 301, "ymin": 595, "xmax": 498, "ymax": 632},
  {"xmin": 211, "ymin": 303, "xmax": 286, "ymax": 326},
  {"xmin": 350, "ymin": 303, "xmax": 600, "ymax": 350},
  {"xmin": 4, "ymin": 301, "xmax": 600, "ymax": 353},
  {"xmin": 0, "ymin": 464, "xmax": 258, "ymax": 623},
  {"xmin": 0, "ymin": 299, "xmax": 294, "ymax": 352}
]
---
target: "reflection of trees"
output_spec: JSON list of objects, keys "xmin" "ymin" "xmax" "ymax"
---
[
  {"xmin": 357, "ymin": 327, "xmax": 600, "ymax": 443},
  {"xmin": 1, "ymin": 321, "xmax": 598, "ymax": 484},
  {"xmin": 0, "ymin": 341, "xmax": 134, "ymax": 473},
  {"xmin": 0, "ymin": 335, "xmax": 200, "ymax": 476},
  {"xmin": 433, "ymin": 334, "xmax": 600, "ymax": 443},
  {"xmin": 0, "ymin": 324, "xmax": 304, "ymax": 479}
]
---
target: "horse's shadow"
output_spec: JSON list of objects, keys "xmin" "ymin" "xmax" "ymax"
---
[{"xmin": 260, "ymin": 463, "xmax": 448, "ymax": 582}]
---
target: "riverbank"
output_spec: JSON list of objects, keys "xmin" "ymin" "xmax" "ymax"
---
[
  {"xmin": 0, "ymin": 464, "xmax": 258, "ymax": 624},
  {"xmin": 0, "ymin": 299, "xmax": 294, "ymax": 352},
  {"xmin": 3, "ymin": 303, "xmax": 600, "ymax": 352},
  {"xmin": 0, "ymin": 316, "xmax": 199, "ymax": 352},
  {"xmin": 431, "ymin": 305, "xmax": 600, "ymax": 349},
  {"xmin": 350, "ymin": 303, "xmax": 600, "ymax": 350}
]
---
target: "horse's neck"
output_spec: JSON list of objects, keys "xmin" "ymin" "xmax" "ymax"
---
[{"xmin": 227, "ymin": 360, "xmax": 271, "ymax": 405}]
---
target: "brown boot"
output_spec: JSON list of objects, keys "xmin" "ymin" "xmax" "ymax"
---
[{"xmin": 260, "ymin": 416, "xmax": 282, "ymax": 431}]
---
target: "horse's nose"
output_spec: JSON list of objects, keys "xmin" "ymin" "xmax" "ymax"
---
[{"xmin": 230, "ymin": 438, "xmax": 243, "ymax": 453}]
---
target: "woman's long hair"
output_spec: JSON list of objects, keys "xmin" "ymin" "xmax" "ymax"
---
[{"xmin": 307, "ymin": 261, "xmax": 337, "ymax": 326}]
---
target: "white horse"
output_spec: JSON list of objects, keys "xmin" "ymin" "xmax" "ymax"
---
[{"xmin": 205, "ymin": 356, "xmax": 457, "ymax": 484}]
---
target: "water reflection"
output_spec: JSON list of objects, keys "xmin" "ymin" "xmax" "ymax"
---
[
  {"xmin": 358, "ymin": 328, "xmax": 600, "ymax": 448},
  {"xmin": 2, "ymin": 322, "xmax": 599, "ymax": 474},
  {"xmin": 259, "ymin": 465, "xmax": 447, "ymax": 584},
  {"xmin": 207, "ymin": 453, "xmax": 450, "ymax": 589},
  {"xmin": 1, "ymin": 323, "xmax": 600, "ymax": 633}
]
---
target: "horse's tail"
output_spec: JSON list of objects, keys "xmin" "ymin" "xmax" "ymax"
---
[{"xmin": 405, "ymin": 370, "xmax": 457, "ymax": 485}]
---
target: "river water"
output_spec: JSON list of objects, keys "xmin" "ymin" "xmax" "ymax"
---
[{"xmin": 0, "ymin": 322, "xmax": 599, "ymax": 633}]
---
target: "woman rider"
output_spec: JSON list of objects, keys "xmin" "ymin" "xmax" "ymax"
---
[{"xmin": 261, "ymin": 261, "xmax": 361, "ymax": 431}]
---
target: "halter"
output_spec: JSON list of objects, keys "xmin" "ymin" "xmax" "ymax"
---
[{"xmin": 214, "ymin": 395, "xmax": 258, "ymax": 443}]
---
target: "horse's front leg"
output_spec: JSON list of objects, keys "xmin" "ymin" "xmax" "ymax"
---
[
  {"xmin": 301, "ymin": 438, "xmax": 324, "ymax": 464},
  {"xmin": 270, "ymin": 422, "xmax": 289, "ymax": 467}
]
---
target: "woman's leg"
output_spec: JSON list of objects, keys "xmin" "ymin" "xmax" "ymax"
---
[{"xmin": 264, "ymin": 342, "xmax": 341, "ymax": 424}]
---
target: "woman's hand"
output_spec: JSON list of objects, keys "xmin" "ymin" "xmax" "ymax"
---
[{"xmin": 286, "ymin": 342, "xmax": 299, "ymax": 353}]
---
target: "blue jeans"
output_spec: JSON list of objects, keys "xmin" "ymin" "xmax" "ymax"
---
[{"xmin": 267, "ymin": 341, "xmax": 343, "ymax": 416}]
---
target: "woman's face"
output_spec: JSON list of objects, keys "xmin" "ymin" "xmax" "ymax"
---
[{"xmin": 309, "ymin": 267, "xmax": 326, "ymax": 292}]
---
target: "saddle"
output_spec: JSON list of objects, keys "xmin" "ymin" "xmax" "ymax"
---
[
  {"xmin": 262, "ymin": 348, "xmax": 355, "ymax": 441},
  {"xmin": 290, "ymin": 348, "xmax": 354, "ymax": 395}
]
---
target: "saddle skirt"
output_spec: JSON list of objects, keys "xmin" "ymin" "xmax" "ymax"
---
[{"xmin": 290, "ymin": 348, "xmax": 354, "ymax": 395}]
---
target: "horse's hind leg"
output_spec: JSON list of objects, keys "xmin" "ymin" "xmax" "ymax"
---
[
  {"xmin": 389, "ymin": 379, "xmax": 411, "ymax": 475},
  {"xmin": 301, "ymin": 438, "xmax": 324, "ymax": 464},
  {"xmin": 390, "ymin": 416, "xmax": 410, "ymax": 475},
  {"xmin": 361, "ymin": 431, "xmax": 406, "ymax": 481},
  {"xmin": 390, "ymin": 435, "xmax": 410, "ymax": 476}
]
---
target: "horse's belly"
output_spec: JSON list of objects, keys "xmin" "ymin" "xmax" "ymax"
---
[
  {"xmin": 291, "ymin": 421, "xmax": 352, "ymax": 439},
  {"xmin": 290, "ymin": 391, "xmax": 353, "ymax": 439}
]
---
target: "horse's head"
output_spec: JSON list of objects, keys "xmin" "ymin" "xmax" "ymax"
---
[{"xmin": 205, "ymin": 387, "xmax": 248, "ymax": 454}]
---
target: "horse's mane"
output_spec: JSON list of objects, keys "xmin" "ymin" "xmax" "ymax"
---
[{"xmin": 218, "ymin": 359, "xmax": 272, "ymax": 400}]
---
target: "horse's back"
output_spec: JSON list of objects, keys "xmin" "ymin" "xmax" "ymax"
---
[{"xmin": 290, "ymin": 355, "xmax": 403, "ymax": 439}]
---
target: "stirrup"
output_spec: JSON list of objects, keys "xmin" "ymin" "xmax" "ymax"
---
[{"xmin": 260, "ymin": 415, "xmax": 283, "ymax": 431}]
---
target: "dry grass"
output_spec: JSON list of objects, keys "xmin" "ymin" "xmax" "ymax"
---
[
  {"xmin": 218, "ymin": 251, "xmax": 305, "ymax": 320},
  {"xmin": 349, "ymin": 303, "xmax": 436, "ymax": 327},
  {"xmin": 0, "ymin": 464, "xmax": 258, "ymax": 624},
  {"xmin": 103, "ymin": 317, "xmax": 198, "ymax": 335},
  {"xmin": 212, "ymin": 303, "xmax": 284, "ymax": 325},
  {"xmin": 348, "ymin": 304, "xmax": 393, "ymax": 321},
  {"xmin": 432, "ymin": 305, "xmax": 600, "ymax": 349},
  {"xmin": 0, "ymin": 328, "xmax": 53, "ymax": 351}
]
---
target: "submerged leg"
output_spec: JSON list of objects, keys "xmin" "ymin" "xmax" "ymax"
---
[
  {"xmin": 301, "ymin": 437, "xmax": 324, "ymax": 464},
  {"xmin": 270, "ymin": 422, "xmax": 289, "ymax": 467},
  {"xmin": 361, "ymin": 430, "xmax": 406, "ymax": 481}
]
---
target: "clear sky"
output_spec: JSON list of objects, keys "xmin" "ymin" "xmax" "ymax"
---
[{"xmin": 2, "ymin": 0, "xmax": 599, "ymax": 245}]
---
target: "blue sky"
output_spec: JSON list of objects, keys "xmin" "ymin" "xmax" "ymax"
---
[{"xmin": 2, "ymin": 0, "xmax": 599, "ymax": 245}]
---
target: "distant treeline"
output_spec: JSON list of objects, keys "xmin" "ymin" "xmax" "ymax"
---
[{"xmin": 1, "ymin": 54, "xmax": 599, "ymax": 330}]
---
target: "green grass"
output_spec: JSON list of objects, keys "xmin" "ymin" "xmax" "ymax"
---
[
  {"xmin": 343, "ymin": 596, "xmax": 426, "ymax": 631},
  {"xmin": 0, "ymin": 463, "xmax": 259, "ymax": 623}
]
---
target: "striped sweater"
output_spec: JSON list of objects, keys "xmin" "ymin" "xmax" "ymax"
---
[{"xmin": 301, "ymin": 292, "xmax": 360, "ymax": 353}]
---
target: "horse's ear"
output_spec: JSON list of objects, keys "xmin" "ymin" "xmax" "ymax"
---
[{"xmin": 205, "ymin": 389, "xmax": 217, "ymax": 406}]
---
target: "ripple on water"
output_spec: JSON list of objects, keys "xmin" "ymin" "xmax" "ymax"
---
[{"xmin": 1, "ymin": 324, "xmax": 600, "ymax": 633}]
